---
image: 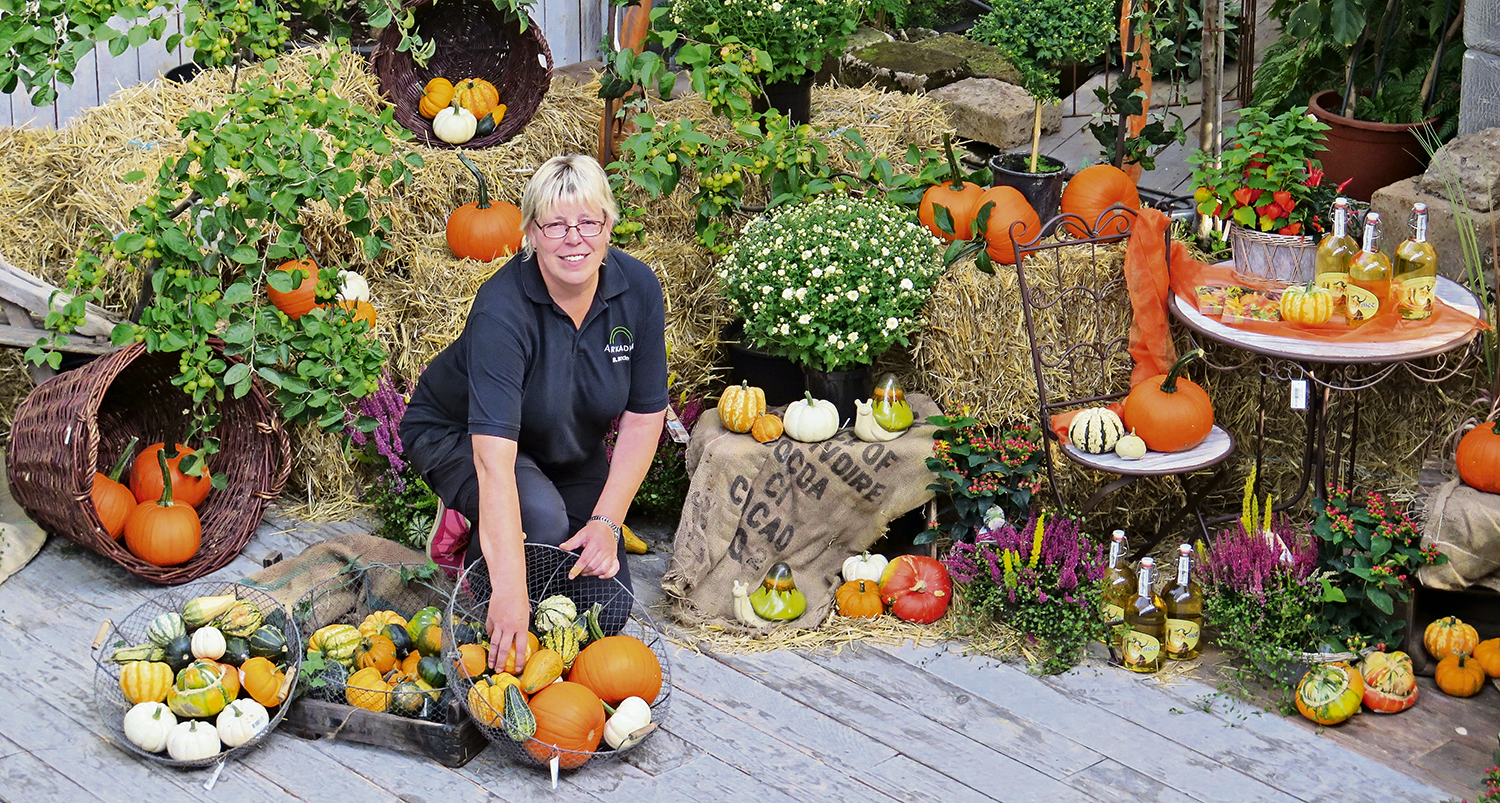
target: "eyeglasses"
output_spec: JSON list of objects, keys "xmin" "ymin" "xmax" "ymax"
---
[{"xmin": 536, "ymin": 220, "xmax": 606, "ymax": 239}]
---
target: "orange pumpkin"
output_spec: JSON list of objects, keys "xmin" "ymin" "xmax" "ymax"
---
[
  {"xmin": 129, "ymin": 443, "xmax": 211, "ymax": 508},
  {"xmin": 835, "ymin": 579, "xmax": 883, "ymax": 619},
  {"xmin": 525, "ymin": 681, "xmax": 606, "ymax": 769},
  {"xmin": 1434, "ymin": 652, "xmax": 1487, "ymax": 697},
  {"xmin": 567, "ymin": 635, "xmax": 662, "ymax": 706},
  {"xmin": 454, "ymin": 643, "xmax": 488, "ymax": 678},
  {"xmin": 355, "ymin": 634, "xmax": 398, "ymax": 674},
  {"xmin": 453, "ymin": 78, "xmax": 500, "ymax": 118},
  {"xmin": 240, "ymin": 657, "xmax": 288, "ymax": 707},
  {"xmin": 1424, "ymin": 616, "xmax": 1480, "ymax": 662},
  {"xmin": 400, "ymin": 649, "xmax": 421, "ymax": 679},
  {"xmin": 346, "ymin": 666, "xmax": 392, "ymax": 712},
  {"xmin": 976, "ymin": 186, "xmax": 1041, "ymax": 265},
  {"xmin": 750, "ymin": 414, "xmax": 783, "ymax": 443},
  {"xmin": 503, "ymin": 631, "xmax": 543, "ymax": 675},
  {"xmin": 266, "ymin": 258, "xmax": 321, "ymax": 320},
  {"xmin": 1060, "ymin": 164, "xmax": 1142, "ymax": 238},
  {"xmin": 447, "ymin": 154, "xmax": 523, "ymax": 262},
  {"xmin": 123, "ymin": 449, "xmax": 202, "ymax": 566},
  {"xmin": 338, "ymin": 300, "xmax": 376, "ymax": 329},
  {"xmin": 918, "ymin": 134, "xmax": 985, "ymax": 241},
  {"xmin": 1474, "ymin": 638, "xmax": 1500, "ymax": 677},
  {"xmin": 1456, "ymin": 422, "xmax": 1500, "ymax": 494},
  {"xmin": 1122, "ymin": 349, "xmax": 1214, "ymax": 453},
  {"xmin": 93, "ymin": 474, "xmax": 136, "ymax": 540},
  {"xmin": 419, "ymin": 77, "xmax": 455, "ymax": 119}
]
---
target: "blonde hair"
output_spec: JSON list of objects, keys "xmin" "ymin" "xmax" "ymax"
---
[{"xmin": 519, "ymin": 154, "xmax": 618, "ymax": 257}]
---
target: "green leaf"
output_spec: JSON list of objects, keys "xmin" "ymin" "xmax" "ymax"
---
[
  {"xmin": 223, "ymin": 283, "xmax": 253, "ymax": 305},
  {"xmin": 223, "ymin": 363, "xmax": 251, "ymax": 386},
  {"xmin": 1367, "ymin": 586, "xmax": 1393, "ymax": 615},
  {"xmin": 1319, "ymin": 576, "xmax": 1347, "ymax": 603},
  {"xmin": 230, "ymin": 245, "xmax": 258, "ymax": 264},
  {"xmin": 110, "ymin": 322, "xmax": 137, "ymax": 346}
]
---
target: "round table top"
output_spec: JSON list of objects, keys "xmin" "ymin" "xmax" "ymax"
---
[{"xmin": 1169, "ymin": 274, "xmax": 1482, "ymax": 364}]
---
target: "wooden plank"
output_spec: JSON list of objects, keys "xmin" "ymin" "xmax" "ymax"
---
[
  {"xmin": 0, "ymin": 734, "xmax": 96, "ymax": 800},
  {"xmin": 671, "ymin": 646, "xmax": 899, "ymax": 770},
  {"xmin": 662, "ymin": 689, "xmax": 907, "ymax": 802},
  {"xmin": 0, "ymin": 256, "xmax": 123, "ymax": 337},
  {"xmin": 580, "ymin": 754, "xmax": 807, "ymax": 803},
  {"xmin": 1412, "ymin": 739, "xmax": 1495, "ymax": 800},
  {"xmin": 862, "ymin": 753, "xmax": 999, "ymax": 803},
  {"xmin": 1065, "ymin": 758, "xmax": 1204, "ymax": 803},
  {"xmin": 1041, "ymin": 662, "xmax": 1449, "ymax": 802},
  {"xmin": 713, "ymin": 648, "xmax": 1096, "ymax": 803},
  {"xmin": 619, "ymin": 727, "xmax": 704, "ymax": 777},
  {"xmin": 297, "ymin": 733, "xmax": 500, "ymax": 802},
  {"xmin": 875, "ymin": 643, "xmax": 1304, "ymax": 803}
]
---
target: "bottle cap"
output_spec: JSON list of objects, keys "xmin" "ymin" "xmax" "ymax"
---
[
  {"xmin": 1112, "ymin": 530, "xmax": 1126, "ymax": 541},
  {"xmin": 1413, "ymin": 202, "xmax": 1427, "ymax": 214},
  {"xmin": 1140, "ymin": 557, "xmax": 1155, "ymax": 569},
  {"xmin": 1179, "ymin": 543, "xmax": 1192, "ymax": 555},
  {"xmin": 1366, "ymin": 211, "xmax": 1381, "ymax": 224},
  {"xmin": 1334, "ymin": 197, "xmax": 1348, "ymax": 208}
]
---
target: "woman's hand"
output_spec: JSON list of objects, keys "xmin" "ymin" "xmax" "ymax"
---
[
  {"xmin": 485, "ymin": 582, "xmax": 532, "ymax": 674},
  {"xmin": 560, "ymin": 519, "xmax": 620, "ymax": 579}
]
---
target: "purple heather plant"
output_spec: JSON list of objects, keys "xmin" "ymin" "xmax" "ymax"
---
[
  {"xmin": 1199, "ymin": 516, "xmax": 1319, "ymax": 600},
  {"xmin": 344, "ymin": 370, "xmax": 438, "ymax": 549},
  {"xmin": 346, "ymin": 369, "xmax": 411, "ymax": 492}
]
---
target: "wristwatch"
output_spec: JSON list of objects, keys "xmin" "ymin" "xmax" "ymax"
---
[{"xmin": 588, "ymin": 515, "xmax": 623, "ymax": 541}]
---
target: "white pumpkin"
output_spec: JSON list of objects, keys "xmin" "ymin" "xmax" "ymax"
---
[
  {"xmin": 603, "ymin": 696, "xmax": 654, "ymax": 750},
  {"xmin": 337, "ymin": 270, "xmax": 371, "ymax": 303},
  {"xmin": 853, "ymin": 399, "xmax": 903, "ymax": 443},
  {"xmin": 783, "ymin": 392, "xmax": 841, "ymax": 442},
  {"xmin": 123, "ymin": 702, "xmax": 177, "ymax": 753},
  {"xmin": 191, "ymin": 625, "xmax": 226, "ymax": 660},
  {"xmin": 216, "ymin": 699, "xmax": 270, "ymax": 748},
  {"xmin": 1114, "ymin": 429, "xmax": 1148, "ymax": 460},
  {"xmin": 166, "ymin": 720, "xmax": 221, "ymax": 762},
  {"xmin": 1068, "ymin": 407, "xmax": 1126, "ymax": 454},
  {"xmin": 842, "ymin": 552, "xmax": 889, "ymax": 584},
  {"xmin": 433, "ymin": 103, "xmax": 477, "ymax": 144}
]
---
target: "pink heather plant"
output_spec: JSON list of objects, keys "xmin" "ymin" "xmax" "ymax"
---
[{"xmin": 1199, "ymin": 515, "xmax": 1319, "ymax": 599}]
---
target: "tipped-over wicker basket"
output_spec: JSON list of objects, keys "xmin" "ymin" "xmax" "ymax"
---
[
  {"xmin": 372, "ymin": 0, "xmax": 553, "ymax": 149},
  {"xmin": 6, "ymin": 342, "xmax": 289, "ymax": 584}
]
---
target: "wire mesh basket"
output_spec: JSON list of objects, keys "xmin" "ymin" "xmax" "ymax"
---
[
  {"xmin": 293, "ymin": 563, "xmax": 458, "ymax": 723},
  {"xmin": 92, "ymin": 580, "xmax": 302, "ymax": 768},
  {"xmin": 446, "ymin": 544, "xmax": 673, "ymax": 769}
]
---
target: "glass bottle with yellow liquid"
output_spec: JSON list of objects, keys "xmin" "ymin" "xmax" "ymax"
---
[
  {"xmin": 1161, "ymin": 544, "xmax": 1204, "ymax": 660},
  {"xmin": 1315, "ymin": 197, "xmax": 1357, "ymax": 305},
  {"xmin": 1122, "ymin": 557, "xmax": 1166, "ymax": 673},
  {"xmin": 1101, "ymin": 530, "xmax": 1137, "ymax": 654},
  {"xmin": 1344, "ymin": 211, "xmax": 1390, "ymax": 327},
  {"xmin": 1394, "ymin": 202, "xmax": 1438, "ymax": 320}
]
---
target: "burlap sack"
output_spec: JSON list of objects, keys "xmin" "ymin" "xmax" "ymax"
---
[
  {"xmin": 662, "ymin": 394, "xmax": 940, "ymax": 632},
  {"xmin": 1418, "ymin": 477, "xmax": 1500, "ymax": 592},
  {"xmin": 241, "ymin": 531, "xmax": 428, "ymax": 608}
]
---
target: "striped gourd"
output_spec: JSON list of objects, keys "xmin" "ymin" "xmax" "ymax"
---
[
  {"xmin": 309, "ymin": 624, "xmax": 362, "ymax": 667},
  {"xmin": 216, "ymin": 600, "xmax": 263, "ymax": 638},
  {"xmin": 501, "ymin": 683, "xmax": 537, "ymax": 742},
  {"xmin": 146, "ymin": 612, "xmax": 187, "ymax": 647},
  {"xmin": 541, "ymin": 625, "xmax": 583, "ymax": 669},
  {"xmin": 534, "ymin": 595, "xmax": 578, "ymax": 633},
  {"xmin": 1068, "ymin": 407, "xmax": 1126, "ymax": 454}
]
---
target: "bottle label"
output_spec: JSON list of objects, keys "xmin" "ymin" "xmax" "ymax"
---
[
  {"xmin": 1122, "ymin": 630, "xmax": 1161, "ymax": 669},
  {"xmin": 1102, "ymin": 602, "xmax": 1124, "ymax": 627},
  {"xmin": 1344, "ymin": 284, "xmax": 1381, "ymax": 323},
  {"xmin": 1108, "ymin": 540, "xmax": 1122, "ymax": 568},
  {"xmin": 1396, "ymin": 276, "xmax": 1436, "ymax": 319},
  {"xmin": 1416, "ymin": 214, "xmax": 1427, "ymax": 242},
  {"xmin": 1166, "ymin": 619, "xmax": 1201, "ymax": 655},
  {"xmin": 1177, "ymin": 559, "xmax": 1190, "ymax": 588},
  {"xmin": 1315, "ymin": 272, "xmax": 1348, "ymax": 304}
]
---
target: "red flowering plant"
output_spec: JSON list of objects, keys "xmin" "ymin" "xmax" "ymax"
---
[
  {"xmin": 922, "ymin": 413, "xmax": 1044, "ymax": 545},
  {"xmin": 1189, "ymin": 107, "xmax": 1349, "ymax": 237},
  {"xmin": 942, "ymin": 512, "xmax": 1106, "ymax": 673}
]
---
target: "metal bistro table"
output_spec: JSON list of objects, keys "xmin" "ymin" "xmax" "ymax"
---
[{"xmin": 1168, "ymin": 274, "xmax": 1483, "ymax": 513}]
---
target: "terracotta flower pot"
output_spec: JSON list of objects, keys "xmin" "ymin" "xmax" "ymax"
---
[{"xmin": 1306, "ymin": 89, "xmax": 1437, "ymax": 202}]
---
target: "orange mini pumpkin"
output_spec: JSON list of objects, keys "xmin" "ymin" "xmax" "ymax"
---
[
  {"xmin": 1473, "ymin": 638, "xmax": 1500, "ymax": 677},
  {"xmin": 338, "ymin": 300, "xmax": 376, "ymax": 329},
  {"xmin": 266, "ymin": 258, "xmax": 321, "ymax": 320},
  {"xmin": 1456, "ymin": 422, "xmax": 1500, "ymax": 494},
  {"xmin": 835, "ymin": 579, "xmax": 883, "ymax": 619},
  {"xmin": 1424, "ymin": 616, "xmax": 1479, "ymax": 662},
  {"xmin": 453, "ymin": 78, "xmax": 500, "ymax": 118},
  {"xmin": 419, "ymin": 77, "xmax": 455, "ymax": 119},
  {"xmin": 129, "ymin": 442, "xmax": 211, "ymax": 508},
  {"xmin": 750, "ymin": 414, "xmax": 783, "ymax": 443},
  {"xmin": 1435, "ymin": 652, "xmax": 1487, "ymax": 697},
  {"xmin": 447, "ymin": 154, "xmax": 523, "ymax": 262}
]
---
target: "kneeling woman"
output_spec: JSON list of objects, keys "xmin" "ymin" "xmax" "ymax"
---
[{"xmin": 400, "ymin": 154, "xmax": 667, "ymax": 673}]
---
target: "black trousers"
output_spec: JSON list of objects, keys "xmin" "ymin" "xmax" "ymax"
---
[{"xmin": 400, "ymin": 422, "xmax": 633, "ymax": 626}]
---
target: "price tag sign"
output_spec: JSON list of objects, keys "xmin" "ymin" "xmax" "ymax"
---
[{"xmin": 1289, "ymin": 379, "xmax": 1309, "ymax": 411}]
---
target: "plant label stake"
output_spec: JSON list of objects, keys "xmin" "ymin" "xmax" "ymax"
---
[
  {"xmin": 203, "ymin": 759, "xmax": 226, "ymax": 791},
  {"xmin": 550, "ymin": 755, "xmax": 560, "ymax": 789},
  {"xmin": 1290, "ymin": 379, "xmax": 1308, "ymax": 411}
]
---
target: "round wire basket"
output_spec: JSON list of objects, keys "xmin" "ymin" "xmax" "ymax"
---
[
  {"xmin": 92, "ymin": 580, "xmax": 302, "ymax": 768},
  {"xmin": 446, "ymin": 544, "xmax": 673, "ymax": 769},
  {"xmin": 293, "ymin": 563, "xmax": 458, "ymax": 722}
]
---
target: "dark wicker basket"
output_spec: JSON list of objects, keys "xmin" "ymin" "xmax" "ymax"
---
[
  {"xmin": 6, "ymin": 342, "xmax": 290, "ymax": 585},
  {"xmin": 372, "ymin": 0, "xmax": 553, "ymax": 149}
]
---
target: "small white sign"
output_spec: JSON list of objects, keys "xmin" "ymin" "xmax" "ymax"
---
[{"xmin": 1290, "ymin": 379, "xmax": 1308, "ymax": 411}]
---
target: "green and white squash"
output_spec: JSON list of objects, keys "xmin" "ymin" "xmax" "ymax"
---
[
  {"xmin": 1068, "ymin": 407, "xmax": 1126, "ymax": 454},
  {"xmin": 247, "ymin": 625, "xmax": 287, "ymax": 660},
  {"xmin": 1114, "ymin": 429, "xmax": 1148, "ymax": 460},
  {"xmin": 501, "ymin": 683, "xmax": 536, "ymax": 742},
  {"xmin": 216, "ymin": 600, "xmax": 263, "ymax": 638},
  {"xmin": 541, "ymin": 624, "xmax": 582, "ymax": 668},
  {"xmin": 389, "ymin": 680, "xmax": 427, "ymax": 718},
  {"xmin": 146, "ymin": 612, "xmax": 187, "ymax": 647},
  {"xmin": 534, "ymin": 595, "xmax": 578, "ymax": 633},
  {"xmin": 181, "ymin": 594, "xmax": 237, "ymax": 629}
]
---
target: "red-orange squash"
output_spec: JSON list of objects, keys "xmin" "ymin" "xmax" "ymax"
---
[
  {"xmin": 525, "ymin": 681, "xmax": 606, "ymax": 769},
  {"xmin": 266, "ymin": 258, "xmax": 321, "ymax": 320},
  {"xmin": 567, "ymin": 635, "xmax": 662, "ymax": 706},
  {"xmin": 1456, "ymin": 422, "xmax": 1500, "ymax": 494},
  {"xmin": 1060, "ymin": 164, "xmax": 1142, "ymax": 238},
  {"xmin": 1359, "ymin": 651, "xmax": 1418, "ymax": 713},
  {"xmin": 129, "ymin": 443, "xmax": 211, "ymax": 507},
  {"xmin": 976, "ymin": 186, "xmax": 1041, "ymax": 265},
  {"xmin": 1122, "ymin": 350, "xmax": 1214, "ymax": 453},
  {"xmin": 878, "ymin": 555, "xmax": 952, "ymax": 624}
]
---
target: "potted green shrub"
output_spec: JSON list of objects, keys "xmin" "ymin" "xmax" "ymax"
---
[
  {"xmin": 968, "ymin": 0, "xmax": 1114, "ymax": 219},
  {"xmin": 1252, "ymin": 0, "xmax": 1465, "ymax": 200}
]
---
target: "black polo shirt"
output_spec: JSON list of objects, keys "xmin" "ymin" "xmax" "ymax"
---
[{"xmin": 403, "ymin": 248, "xmax": 669, "ymax": 470}]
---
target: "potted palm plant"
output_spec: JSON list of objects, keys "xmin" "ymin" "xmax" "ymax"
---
[{"xmin": 967, "ymin": 0, "xmax": 1114, "ymax": 220}]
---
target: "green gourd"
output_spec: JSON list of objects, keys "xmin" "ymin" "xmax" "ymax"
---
[{"xmin": 501, "ymin": 683, "xmax": 536, "ymax": 742}]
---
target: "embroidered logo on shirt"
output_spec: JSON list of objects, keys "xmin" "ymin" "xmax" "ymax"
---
[{"xmin": 607, "ymin": 326, "xmax": 635, "ymax": 363}]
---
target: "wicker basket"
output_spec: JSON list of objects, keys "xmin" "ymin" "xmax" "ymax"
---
[
  {"xmin": 372, "ymin": 0, "xmax": 553, "ymax": 149},
  {"xmin": 92, "ymin": 580, "xmax": 302, "ymax": 768},
  {"xmin": 447, "ymin": 545, "xmax": 673, "ymax": 770},
  {"xmin": 1229, "ymin": 223, "xmax": 1318, "ymax": 284},
  {"xmin": 6, "ymin": 342, "xmax": 289, "ymax": 584}
]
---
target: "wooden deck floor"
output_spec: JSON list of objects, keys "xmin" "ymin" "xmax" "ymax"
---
[{"xmin": 0, "ymin": 499, "xmax": 1475, "ymax": 803}]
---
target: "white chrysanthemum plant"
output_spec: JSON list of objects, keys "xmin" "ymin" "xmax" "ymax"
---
[{"xmin": 719, "ymin": 196, "xmax": 945, "ymax": 373}]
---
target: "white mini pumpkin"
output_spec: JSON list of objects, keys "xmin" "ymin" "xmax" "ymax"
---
[
  {"xmin": 166, "ymin": 720, "xmax": 221, "ymax": 761},
  {"xmin": 842, "ymin": 552, "xmax": 889, "ymax": 583},
  {"xmin": 337, "ymin": 270, "xmax": 371, "ymax": 303},
  {"xmin": 784, "ymin": 392, "xmax": 841, "ymax": 442},
  {"xmin": 1114, "ymin": 429, "xmax": 1148, "ymax": 460},
  {"xmin": 433, "ymin": 103, "xmax": 477, "ymax": 144},
  {"xmin": 216, "ymin": 699, "xmax": 270, "ymax": 748},
  {"xmin": 191, "ymin": 625, "xmax": 226, "ymax": 660},
  {"xmin": 123, "ymin": 702, "xmax": 177, "ymax": 753},
  {"xmin": 1068, "ymin": 407, "xmax": 1126, "ymax": 454}
]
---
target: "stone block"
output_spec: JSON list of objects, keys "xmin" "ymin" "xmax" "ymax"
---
[
  {"xmin": 927, "ymin": 78, "xmax": 1062, "ymax": 150},
  {"xmin": 918, "ymin": 34, "xmax": 1024, "ymax": 86},
  {"xmin": 1417, "ymin": 126, "xmax": 1500, "ymax": 212},
  {"xmin": 1467, "ymin": 0, "xmax": 1500, "ymax": 56},
  {"xmin": 842, "ymin": 40, "xmax": 970, "ymax": 93},
  {"xmin": 1460, "ymin": 50, "xmax": 1500, "ymax": 135},
  {"xmin": 1370, "ymin": 178, "xmax": 1500, "ymax": 283}
]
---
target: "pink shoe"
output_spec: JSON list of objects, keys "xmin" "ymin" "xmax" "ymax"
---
[{"xmin": 427, "ymin": 503, "xmax": 471, "ymax": 579}]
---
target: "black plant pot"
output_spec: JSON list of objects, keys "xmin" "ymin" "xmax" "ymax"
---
[
  {"xmin": 989, "ymin": 152, "xmax": 1068, "ymax": 228},
  {"xmin": 802, "ymin": 365, "xmax": 872, "ymax": 428},
  {"xmin": 752, "ymin": 76, "xmax": 814, "ymax": 126},
  {"xmin": 164, "ymin": 63, "xmax": 203, "ymax": 84},
  {"xmin": 722, "ymin": 321, "xmax": 805, "ymax": 407}
]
